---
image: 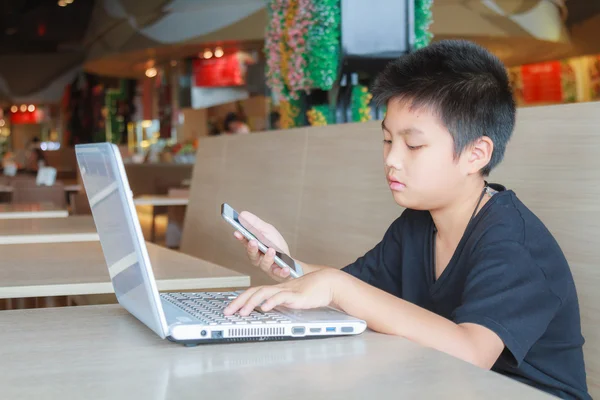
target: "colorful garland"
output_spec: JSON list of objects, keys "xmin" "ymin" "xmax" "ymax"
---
[
  {"xmin": 265, "ymin": 1, "xmax": 285, "ymax": 100},
  {"xmin": 414, "ymin": 0, "xmax": 434, "ymax": 50},
  {"xmin": 351, "ymin": 85, "xmax": 373, "ymax": 123},
  {"xmin": 279, "ymin": 98, "xmax": 301, "ymax": 129},
  {"xmin": 267, "ymin": 0, "xmax": 432, "ymax": 126},
  {"xmin": 265, "ymin": 0, "xmax": 341, "ymax": 100}
]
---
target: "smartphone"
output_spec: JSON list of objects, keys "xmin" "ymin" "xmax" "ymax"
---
[{"xmin": 221, "ymin": 203, "xmax": 300, "ymax": 278}]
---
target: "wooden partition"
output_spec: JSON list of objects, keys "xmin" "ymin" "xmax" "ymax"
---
[
  {"xmin": 489, "ymin": 102, "xmax": 600, "ymax": 395},
  {"xmin": 124, "ymin": 163, "xmax": 193, "ymax": 196},
  {"xmin": 181, "ymin": 122, "xmax": 398, "ymax": 287},
  {"xmin": 42, "ymin": 147, "xmax": 77, "ymax": 179},
  {"xmin": 182, "ymin": 102, "xmax": 599, "ymax": 396}
]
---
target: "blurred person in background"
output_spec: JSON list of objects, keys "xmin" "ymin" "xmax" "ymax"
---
[
  {"xmin": 223, "ymin": 112, "xmax": 250, "ymax": 135},
  {"xmin": 24, "ymin": 137, "xmax": 47, "ymax": 173},
  {"xmin": 269, "ymin": 111, "xmax": 281, "ymax": 130}
]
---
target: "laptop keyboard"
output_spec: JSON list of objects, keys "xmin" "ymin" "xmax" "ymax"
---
[{"xmin": 161, "ymin": 292, "xmax": 293, "ymax": 326}]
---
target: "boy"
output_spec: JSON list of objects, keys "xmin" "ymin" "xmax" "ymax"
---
[{"xmin": 224, "ymin": 40, "xmax": 589, "ymax": 399}]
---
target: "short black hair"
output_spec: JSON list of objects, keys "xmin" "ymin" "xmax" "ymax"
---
[
  {"xmin": 372, "ymin": 40, "xmax": 516, "ymax": 176},
  {"xmin": 224, "ymin": 112, "xmax": 240, "ymax": 132}
]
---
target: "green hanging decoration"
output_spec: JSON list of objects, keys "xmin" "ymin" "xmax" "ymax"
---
[
  {"xmin": 104, "ymin": 79, "xmax": 128, "ymax": 144},
  {"xmin": 306, "ymin": 0, "xmax": 341, "ymax": 91},
  {"xmin": 414, "ymin": 0, "xmax": 434, "ymax": 50},
  {"xmin": 351, "ymin": 85, "xmax": 373, "ymax": 123},
  {"xmin": 307, "ymin": 104, "xmax": 334, "ymax": 126}
]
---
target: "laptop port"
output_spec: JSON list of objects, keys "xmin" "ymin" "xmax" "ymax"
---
[
  {"xmin": 309, "ymin": 328, "xmax": 321, "ymax": 333},
  {"xmin": 341, "ymin": 327, "xmax": 354, "ymax": 333},
  {"xmin": 211, "ymin": 330, "xmax": 224, "ymax": 339},
  {"xmin": 326, "ymin": 327, "xmax": 336, "ymax": 333},
  {"xmin": 292, "ymin": 326, "xmax": 305, "ymax": 335}
]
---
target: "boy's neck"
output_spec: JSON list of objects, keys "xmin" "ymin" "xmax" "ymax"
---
[{"xmin": 430, "ymin": 178, "xmax": 488, "ymax": 244}]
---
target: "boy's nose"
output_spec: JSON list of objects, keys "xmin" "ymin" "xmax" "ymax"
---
[{"xmin": 385, "ymin": 148, "xmax": 404, "ymax": 172}]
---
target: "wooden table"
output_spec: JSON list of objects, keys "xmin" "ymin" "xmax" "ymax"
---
[
  {"xmin": 0, "ymin": 215, "xmax": 98, "ymax": 244},
  {"xmin": 0, "ymin": 305, "xmax": 552, "ymax": 399},
  {"xmin": 134, "ymin": 195, "xmax": 190, "ymax": 243},
  {"xmin": 134, "ymin": 195, "xmax": 189, "ymax": 206},
  {"xmin": 0, "ymin": 182, "xmax": 81, "ymax": 193},
  {"xmin": 64, "ymin": 184, "xmax": 82, "ymax": 192},
  {"xmin": 0, "ymin": 241, "xmax": 249, "ymax": 299},
  {"xmin": 0, "ymin": 203, "xmax": 68, "ymax": 219}
]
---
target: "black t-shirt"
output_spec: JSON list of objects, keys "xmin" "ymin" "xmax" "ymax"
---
[{"xmin": 343, "ymin": 185, "xmax": 590, "ymax": 399}]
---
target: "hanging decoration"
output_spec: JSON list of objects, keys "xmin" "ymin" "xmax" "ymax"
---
[
  {"xmin": 266, "ymin": 0, "xmax": 432, "ymax": 126},
  {"xmin": 307, "ymin": 104, "xmax": 333, "ymax": 126},
  {"xmin": 351, "ymin": 85, "xmax": 373, "ymax": 123},
  {"xmin": 265, "ymin": 0, "xmax": 341, "ymax": 101},
  {"xmin": 414, "ymin": 0, "xmax": 434, "ymax": 50},
  {"xmin": 105, "ymin": 79, "xmax": 128, "ymax": 144},
  {"xmin": 279, "ymin": 98, "xmax": 301, "ymax": 129},
  {"xmin": 306, "ymin": 0, "xmax": 341, "ymax": 91}
]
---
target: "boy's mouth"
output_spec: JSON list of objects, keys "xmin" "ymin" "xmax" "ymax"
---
[{"xmin": 388, "ymin": 176, "xmax": 406, "ymax": 191}]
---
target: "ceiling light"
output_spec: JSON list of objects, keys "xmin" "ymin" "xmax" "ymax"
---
[
  {"xmin": 203, "ymin": 49, "xmax": 213, "ymax": 59},
  {"xmin": 58, "ymin": 0, "xmax": 67, "ymax": 7},
  {"xmin": 214, "ymin": 47, "xmax": 224, "ymax": 58},
  {"xmin": 145, "ymin": 67, "xmax": 158, "ymax": 78},
  {"xmin": 28, "ymin": 105, "xmax": 35, "ymax": 112},
  {"xmin": 10, "ymin": 105, "xmax": 17, "ymax": 113},
  {"xmin": 20, "ymin": 105, "xmax": 27, "ymax": 112}
]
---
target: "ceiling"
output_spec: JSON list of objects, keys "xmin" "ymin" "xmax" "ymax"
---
[
  {"xmin": 3, "ymin": 0, "xmax": 600, "ymax": 103},
  {"xmin": 0, "ymin": 0, "xmax": 94, "ymax": 54},
  {"xmin": 82, "ymin": 0, "xmax": 582, "ymax": 77},
  {"xmin": 566, "ymin": 0, "xmax": 600, "ymax": 26},
  {"xmin": 83, "ymin": 1, "xmax": 267, "ymax": 78},
  {"xmin": 0, "ymin": 0, "xmax": 97, "ymax": 105}
]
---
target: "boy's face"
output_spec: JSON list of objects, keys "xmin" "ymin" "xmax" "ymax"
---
[{"xmin": 382, "ymin": 99, "xmax": 475, "ymax": 211}]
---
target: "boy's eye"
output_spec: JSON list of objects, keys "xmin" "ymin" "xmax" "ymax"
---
[
  {"xmin": 407, "ymin": 144, "xmax": 423, "ymax": 150},
  {"xmin": 383, "ymin": 139, "xmax": 392, "ymax": 145}
]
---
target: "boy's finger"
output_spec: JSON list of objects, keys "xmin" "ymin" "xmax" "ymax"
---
[
  {"xmin": 224, "ymin": 287, "xmax": 261, "ymax": 315},
  {"xmin": 247, "ymin": 240, "xmax": 261, "ymax": 265},
  {"xmin": 261, "ymin": 291, "xmax": 296, "ymax": 312},
  {"xmin": 239, "ymin": 286, "xmax": 281, "ymax": 316},
  {"xmin": 259, "ymin": 248, "xmax": 276, "ymax": 273},
  {"xmin": 234, "ymin": 231, "xmax": 246, "ymax": 242}
]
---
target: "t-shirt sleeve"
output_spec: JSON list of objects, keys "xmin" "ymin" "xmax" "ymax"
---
[
  {"xmin": 452, "ymin": 240, "xmax": 562, "ymax": 366},
  {"xmin": 341, "ymin": 216, "xmax": 404, "ymax": 295}
]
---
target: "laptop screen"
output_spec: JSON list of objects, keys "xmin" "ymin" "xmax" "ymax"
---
[{"xmin": 76, "ymin": 143, "xmax": 167, "ymax": 338}]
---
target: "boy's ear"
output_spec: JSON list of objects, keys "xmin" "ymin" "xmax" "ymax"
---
[{"xmin": 466, "ymin": 136, "xmax": 494, "ymax": 174}]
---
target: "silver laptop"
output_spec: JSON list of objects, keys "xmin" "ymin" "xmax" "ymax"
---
[{"xmin": 75, "ymin": 143, "xmax": 366, "ymax": 345}]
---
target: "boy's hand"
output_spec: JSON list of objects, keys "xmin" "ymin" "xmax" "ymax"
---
[
  {"xmin": 234, "ymin": 211, "xmax": 292, "ymax": 282},
  {"xmin": 223, "ymin": 269, "xmax": 342, "ymax": 316}
]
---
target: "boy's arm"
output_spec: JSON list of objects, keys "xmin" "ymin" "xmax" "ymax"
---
[
  {"xmin": 296, "ymin": 261, "xmax": 329, "ymax": 275},
  {"xmin": 228, "ymin": 241, "xmax": 556, "ymax": 370},
  {"xmin": 333, "ymin": 272, "xmax": 505, "ymax": 369}
]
